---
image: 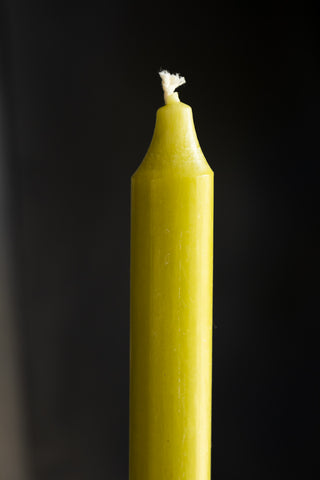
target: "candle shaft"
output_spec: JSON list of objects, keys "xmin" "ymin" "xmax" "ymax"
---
[{"xmin": 130, "ymin": 98, "xmax": 213, "ymax": 479}]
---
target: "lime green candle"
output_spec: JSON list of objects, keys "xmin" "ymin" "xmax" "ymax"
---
[{"xmin": 130, "ymin": 71, "xmax": 214, "ymax": 479}]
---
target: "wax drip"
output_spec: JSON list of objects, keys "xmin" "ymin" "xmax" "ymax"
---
[{"xmin": 159, "ymin": 70, "xmax": 186, "ymax": 104}]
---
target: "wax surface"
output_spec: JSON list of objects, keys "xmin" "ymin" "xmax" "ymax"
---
[{"xmin": 130, "ymin": 98, "xmax": 213, "ymax": 479}]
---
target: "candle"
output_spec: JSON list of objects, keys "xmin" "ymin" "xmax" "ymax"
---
[{"xmin": 130, "ymin": 70, "xmax": 213, "ymax": 479}]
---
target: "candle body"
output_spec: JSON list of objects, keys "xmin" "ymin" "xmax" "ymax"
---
[{"xmin": 130, "ymin": 101, "xmax": 213, "ymax": 479}]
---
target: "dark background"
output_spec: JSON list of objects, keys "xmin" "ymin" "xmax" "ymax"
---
[{"xmin": 0, "ymin": 3, "xmax": 319, "ymax": 479}]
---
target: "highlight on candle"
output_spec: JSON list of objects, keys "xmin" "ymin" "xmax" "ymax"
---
[{"xmin": 130, "ymin": 70, "xmax": 213, "ymax": 480}]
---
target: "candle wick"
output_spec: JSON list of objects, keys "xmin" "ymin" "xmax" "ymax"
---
[{"xmin": 159, "ymin": 69, "xmax": 186, "ymax": 104}]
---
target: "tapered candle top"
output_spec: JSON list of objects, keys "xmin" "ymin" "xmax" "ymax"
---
[
  {"xmin": 159, "ymin": 70, "xmax": 186, "ymax": 104},
  {"xmin": 132, "ymin": 70, "xmax": 210, "ymax": 177}
]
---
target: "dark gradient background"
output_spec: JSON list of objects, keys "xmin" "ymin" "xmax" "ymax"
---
[{"xmin": 0, "ymin": 3, "xmax": 319, "ymax": 480}]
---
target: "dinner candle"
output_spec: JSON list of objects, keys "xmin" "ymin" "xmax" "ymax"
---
[{"xmin": 130, "ymin": 70, "xmax": 214, "ymax": 479}]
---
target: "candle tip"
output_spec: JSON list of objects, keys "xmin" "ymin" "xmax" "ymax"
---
[{"xmin": 159, "ymin": 70, "xmax": 186, "ymax": 104}]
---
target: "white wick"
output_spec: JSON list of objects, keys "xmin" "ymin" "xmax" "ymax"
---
[{"xmin": 159, "ymin": 69, "xmax": 186, "ymax": 104}]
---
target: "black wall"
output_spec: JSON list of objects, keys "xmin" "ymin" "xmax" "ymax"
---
[{"xmin": 0, "ymin": 3, "xmax": 319, "ymax": 479}]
